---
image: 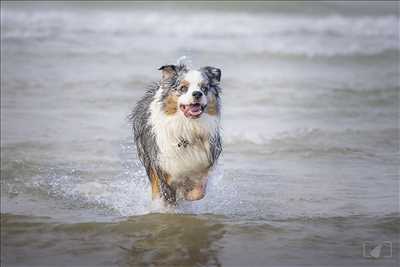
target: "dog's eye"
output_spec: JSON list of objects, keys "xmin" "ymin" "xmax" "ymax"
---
[
  {"xmin": 179, "ymin": 86, "xmax": 188, "ymax": 93},
  {"xmin": 201, "ymin": 86, "xmax": 209, "ymax": 95}
]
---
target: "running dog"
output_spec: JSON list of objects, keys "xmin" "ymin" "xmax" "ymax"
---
[{"xmin": 130, "ymin": 63, "xmax": 222, "ymax": 205}]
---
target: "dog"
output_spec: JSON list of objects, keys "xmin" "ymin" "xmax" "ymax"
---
[{"xmin": 130, "ymin": 63, "xmax": 222, "ymax": 205}]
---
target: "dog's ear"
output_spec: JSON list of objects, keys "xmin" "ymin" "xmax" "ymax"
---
[
  {"xmin": 201, "ymin": 66, "xmax": 221, "ymax": 84},
  {"xmin": 158, "ymin": 65, "xmax": 177, "ymax": 80}
]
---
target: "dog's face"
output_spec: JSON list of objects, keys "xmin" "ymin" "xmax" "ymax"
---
[{"xmin": 159, "ymin": 65, "xmax": 221, "ymax": 119}]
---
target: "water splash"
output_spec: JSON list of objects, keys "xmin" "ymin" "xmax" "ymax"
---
[{"xmin": 176, "ymin": 55, "xmax": 193, "ymax": 69}]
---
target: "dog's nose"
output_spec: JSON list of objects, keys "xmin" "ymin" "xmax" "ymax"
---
[{"xmin": 192, "ymin": 91, "xmax": 203, "ymax": 99}]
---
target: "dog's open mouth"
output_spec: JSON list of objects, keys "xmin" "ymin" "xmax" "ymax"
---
[{"xmin": 180, "ymin": 103, "xmax": 206, "ymax": 119}]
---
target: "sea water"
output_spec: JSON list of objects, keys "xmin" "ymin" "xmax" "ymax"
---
[{"xmin": 1, "ymin": 2, "xmax": 399, "ymax": 266}]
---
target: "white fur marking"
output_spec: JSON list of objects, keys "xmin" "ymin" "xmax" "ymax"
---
[{"xmin": 179, "ymin": 70, "xmax": 207, "ymax": 107}]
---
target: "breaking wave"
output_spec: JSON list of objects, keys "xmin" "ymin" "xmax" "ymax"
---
[{"xmin": 2, "ymin": 8, "xmax": 398, "ymax": 57}]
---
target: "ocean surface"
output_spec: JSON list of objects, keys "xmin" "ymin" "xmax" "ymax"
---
[{"xmin": 1, "ymin": 2, "xmax": 399, "ymax": 266}]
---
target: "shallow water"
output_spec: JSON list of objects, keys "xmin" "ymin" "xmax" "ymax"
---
[
  {"xmin": 2, "ymin": 213, "xmax": 399, "ymax": 267},
  {"xmin": 1, "ymin": 2, "xmax": 399, "ymax": 266}
]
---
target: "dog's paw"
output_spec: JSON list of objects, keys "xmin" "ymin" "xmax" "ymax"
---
[{"xmin": 184, "ymin": 186, "xmax": 205, "ymax": 201}]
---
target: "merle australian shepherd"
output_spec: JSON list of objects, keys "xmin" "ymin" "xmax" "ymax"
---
[{"xmin": 130, "ymin": 63, "xmax": 222, "ymax": 205}]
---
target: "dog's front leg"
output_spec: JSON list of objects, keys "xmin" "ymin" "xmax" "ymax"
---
[
  {"xmin": 159, "ymin": 178, "xmax": 176, "ymax": 204},
  {"xmin": 150, "ymin": 167, "xmax": 176, "ymax": 204}
]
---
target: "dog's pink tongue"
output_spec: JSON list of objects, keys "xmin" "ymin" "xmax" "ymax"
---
[{"xmin": 188, "ymin": 104, "xmax": 202, "ymax": 116}]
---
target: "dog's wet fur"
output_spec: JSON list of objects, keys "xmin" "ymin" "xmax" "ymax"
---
[{"xmin": 130, "ymin": 63, "xmax": 222, "ymax": 205}]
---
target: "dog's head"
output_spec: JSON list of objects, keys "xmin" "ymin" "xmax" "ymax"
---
[{"xmin": 158, "ymin": 64, "xmax": 221, "ymax": 119}]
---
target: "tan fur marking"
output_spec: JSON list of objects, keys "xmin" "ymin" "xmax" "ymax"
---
[
  {"xmin": 150, "ymin": 168, "xmax": 160, "ymax": 199},
  {"xmin": 180, "ymin": 80, "xmax": 190, "ymax": 87},
  {"xmin": 206, "ymin": 95, "xmax": 218, "ymax": 115},
  {"xmin": 165, "ymin": 173, "xmax": 173, "ymax": 186},
  {"xmin": 163, "ymin": 95, "xmax": 178, "ymax": 115}
]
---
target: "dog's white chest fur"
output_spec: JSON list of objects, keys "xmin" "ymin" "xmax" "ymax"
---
[{"xmin": 149, "ymin": 90, "xmax": 219, "ymax": 182}]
